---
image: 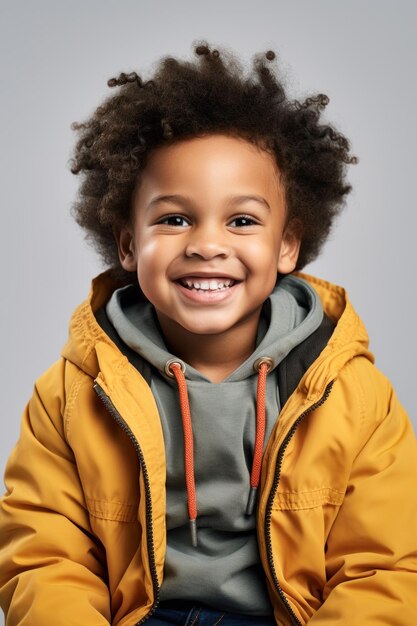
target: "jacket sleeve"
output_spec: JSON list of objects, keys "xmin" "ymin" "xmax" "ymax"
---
[
  {"xmin": 0, "ymin": 360, "xmax": 111, "ymax": 625},
  {"xmin": 309, "ymin": 364, "xmax": 417, "ymax": 625}
]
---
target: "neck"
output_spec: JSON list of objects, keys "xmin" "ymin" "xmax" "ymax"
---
[{"xmin": 156, "ymin": 313, "xmax": 261, "ymax": 383}]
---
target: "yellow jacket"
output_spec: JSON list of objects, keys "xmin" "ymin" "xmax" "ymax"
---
[{"xmin": 1, "ymin": 271, "xmax": 416, "ymax": 625}]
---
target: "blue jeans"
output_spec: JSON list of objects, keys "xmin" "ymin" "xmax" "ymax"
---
[{"xmin": 144, "ymin": 601, "xmax": 276, "ymax": 625}]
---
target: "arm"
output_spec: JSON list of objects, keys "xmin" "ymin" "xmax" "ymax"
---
[
  {"xmin": 0, "ymin": 360, "xmax": 111, "ymax": 625},
  {"xmin": 310, "ymin": 366, "xmax": 417, "ymax": 625}
]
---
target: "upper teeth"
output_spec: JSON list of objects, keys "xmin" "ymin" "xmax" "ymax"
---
[{"xmin": 181, "ymin": 278, "xmax": 233, "ymax": 290}]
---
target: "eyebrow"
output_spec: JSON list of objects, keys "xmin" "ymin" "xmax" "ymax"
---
[{"xmin": 146, "ymin": 194, "xmax": 271, "ymax": 212}]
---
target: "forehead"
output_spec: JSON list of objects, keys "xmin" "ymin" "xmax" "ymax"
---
[{"xmin": 136, "ymin": 134, "xmax": 282, "ymax": 196}]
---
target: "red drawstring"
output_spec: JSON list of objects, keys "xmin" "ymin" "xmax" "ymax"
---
[
  {"xmin": 246, "ymin": 360, "xmax": 268, "ymax": 516},
  {"xmin": 166, "ymin": 357, "xmax": 272, "ymax": 546},
  {"xmin": 167, "ymin": 361, "xmax": 198, "ymax": 547}
]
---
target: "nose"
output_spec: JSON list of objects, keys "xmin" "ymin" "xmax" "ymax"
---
[{"xmin": 184, "ymin": 224, "xmax": 231, "ymax": 260}]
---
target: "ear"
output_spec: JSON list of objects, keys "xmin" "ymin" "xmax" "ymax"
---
[
  {"xmin": 277, "ymin": 219, "xmax": 302, "ymax": 275},
  {"xmin": 114, "ymin": 224, "xmax": 137, "ymax": 272}
]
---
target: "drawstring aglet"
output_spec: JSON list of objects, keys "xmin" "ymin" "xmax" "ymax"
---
[
  {"xmin": 246, "ymin": 486, "xmax": 258, "ymax": 516},
  {"xmin": 189, "ymin": 519, "xmax": 198, "ymax": 547}
]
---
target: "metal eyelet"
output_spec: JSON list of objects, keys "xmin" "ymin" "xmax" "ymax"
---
[
  {"xmin": 165, "ymin": 359, "xmax": 186, "ymax": 377},
  {"xmin": 253, "ymin": 357, "xmax": 274, "ymax": 373}
]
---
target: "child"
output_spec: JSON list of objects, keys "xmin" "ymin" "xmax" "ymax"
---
[{"xmin": 0, "ymin": 42, "xmax": 416, "ymax": 626}]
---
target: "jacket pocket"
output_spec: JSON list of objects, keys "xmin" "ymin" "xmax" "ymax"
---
[
  {"xmin": 272, "ymin": 486, "xmax": 344, "ymax": 510},
  {"xmin": 86, "ymin": 496, "xmax": 138, "ymax": 522},
  {"xmin": 268, "ymin": 487, "xmax": 346, "ymax": 616}
]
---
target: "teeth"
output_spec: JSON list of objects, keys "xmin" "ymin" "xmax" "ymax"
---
[{"xmin": 181, "ymin": 278, "xmax": 234, "ymax": 290}]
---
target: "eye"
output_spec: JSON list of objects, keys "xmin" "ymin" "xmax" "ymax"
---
[
  {"xmin": 229, "ymin": 215, "xmax": 259, "ymax": 227},
  {"xmin": 157, "ymin": 214, "xmax": 190, "ymax": 227}
]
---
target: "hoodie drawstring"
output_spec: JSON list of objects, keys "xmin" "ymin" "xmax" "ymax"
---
[
  {"xmin": 165, "ymin": 357, "xmax": 273, "ymax": 547},
  {"xmin": 166, "ymin": 360, "xmax": 198, "ymax": 547},
  {"xmin": 246, "ymin": 357, "xmax": 273, "ymax": 516}
]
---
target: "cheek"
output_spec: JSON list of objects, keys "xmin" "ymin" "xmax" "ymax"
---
[
  {"xmin": 135, "ymin": 238, "xmax": 173, "ymax": 296},
  {"xmin": 243, "ymin": 236, "xmax": 280, "ymax": 273},
  {"xmin": 136, "ymin": 238, "xmax": 163, "ymax": 271}
]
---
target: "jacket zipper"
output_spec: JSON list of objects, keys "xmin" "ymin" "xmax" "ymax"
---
[
  {"xmin": 264, "ymin": 380, "xmax": 335, "ymax": 626},
  {"xmin": 93, "ymin": 383, "xmax": 160, "ymax": 625}
]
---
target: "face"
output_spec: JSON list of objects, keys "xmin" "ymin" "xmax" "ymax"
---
[{"xmin": 117, "ymin": 134, "xmax": 300, "ymax": 343}]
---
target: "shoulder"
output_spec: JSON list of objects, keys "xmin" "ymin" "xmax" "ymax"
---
[
  {"xmin": 333, "ymin": 355, "xmax": 415, "ymax": 454},
  {"xmin": 33, "ymin": 357, "xmax": 95, "ymax": 437}
]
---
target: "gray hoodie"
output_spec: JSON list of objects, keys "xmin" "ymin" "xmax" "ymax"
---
[{"xmin": 106, "ymin": 274, "xmax": 323, "ymax": 615}]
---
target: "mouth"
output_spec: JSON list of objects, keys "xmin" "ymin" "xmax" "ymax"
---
[{"xmin": 176, "ymin": 276, "xmax": 239, "ymax": 292}]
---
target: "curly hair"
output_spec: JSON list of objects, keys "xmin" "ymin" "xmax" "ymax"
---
[{"xmin": 70, "ymin": 41, "xmax": 357, "ymax": 284}]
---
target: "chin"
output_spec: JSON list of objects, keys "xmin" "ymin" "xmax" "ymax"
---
[{"xmin": 179, "ymin": 321, "xmax": 232, "ymax": 336}]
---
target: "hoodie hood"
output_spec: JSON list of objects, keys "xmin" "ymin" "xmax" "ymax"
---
[
  {"xmin": 61, "ymin": 270, "xmax": 374, "ymax": 395},
  {"xmin": 61, "ymin": 270, "xmax": 373, "ymax": 391},
  {"xmin": 103, "ymin": 273, "xmax": 323, "ymax": 383}
]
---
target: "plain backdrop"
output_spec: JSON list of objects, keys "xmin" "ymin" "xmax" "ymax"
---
[{"xmin": 0, "ymin": 3, "xmax": 415, "ymax": 610}]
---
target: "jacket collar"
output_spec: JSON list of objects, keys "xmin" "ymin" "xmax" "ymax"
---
[{"xmin": 61, "ymin": 270, "xmax": 374, "ymax": 391}]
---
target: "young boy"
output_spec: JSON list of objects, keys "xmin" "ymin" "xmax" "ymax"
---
[{"xmin": 0, "ymin": 43, "xmax": 416, "ymax": 626}]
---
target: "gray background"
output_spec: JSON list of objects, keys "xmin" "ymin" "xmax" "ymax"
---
[{"xmin": 0, "ymin": 0, "xmax": 415, "ymax": 557}]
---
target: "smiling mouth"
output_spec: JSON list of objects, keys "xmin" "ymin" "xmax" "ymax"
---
[{"xmin": 178, "ymin": 277, "xmax": 238, "ymax": 291}]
